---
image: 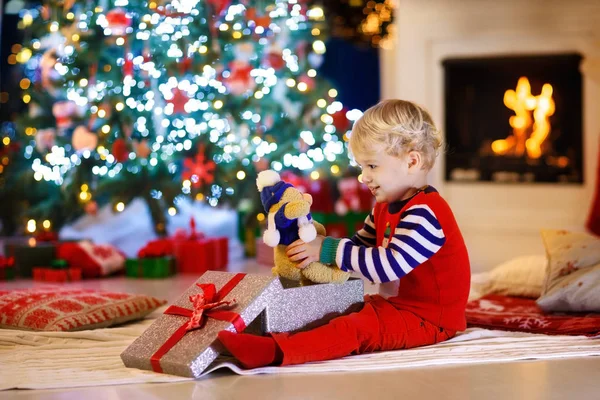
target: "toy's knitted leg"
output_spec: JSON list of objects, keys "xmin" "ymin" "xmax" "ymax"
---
[{"xmin": 218, "ymin": 331, "xmax": 282, "ymax": 369}]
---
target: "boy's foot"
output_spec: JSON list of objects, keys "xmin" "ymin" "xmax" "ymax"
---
[{"xmin": 217, "ymin": 331, "xmax": 283, "ymax": 369}]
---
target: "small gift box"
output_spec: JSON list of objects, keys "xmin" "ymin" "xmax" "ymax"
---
[
  {"xmin": 125, "ymin": 257, "xmax": 176, "ymax": 279},
  {"xmin": 0, "ymin": 256, "xmax": 15, "ymax": 280},
  {"xmin": 255, "ymin": 238, "xmax": 274, "ymax": 266},
  {"xmin": 32, "ymin": 267, "xmax": 82, "ymax": 282},
  {"xmin": 121, "ymin": 271, "xmax": 364, "ymax": 377},
  {"xmin": 172, "ymin": 219, "xmax": 229, "ymax": 274},
  {"xmin": 5, "ymin": 239, "xmax": 57, "ymax": 278}
]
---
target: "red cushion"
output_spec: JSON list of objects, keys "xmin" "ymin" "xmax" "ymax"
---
[
  {"xmin": 466, "ymin": 294, "xmax": 600, "ymax": 336},
  {"xmin": 0, "ymin": 287, "xmax": 166, "ymax": 331}
]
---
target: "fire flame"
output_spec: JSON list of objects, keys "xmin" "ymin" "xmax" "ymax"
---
[{"xmin": 491, "ymin": 77, "xmax": 555, "ymax": 159}]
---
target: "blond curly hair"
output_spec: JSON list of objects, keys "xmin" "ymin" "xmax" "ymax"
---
[{"xmin": 349, "ymin": 99, "xmax": 442, "ymax": 170}]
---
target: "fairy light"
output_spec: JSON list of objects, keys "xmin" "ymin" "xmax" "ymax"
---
[
  {"xmin": 256, "ymin": 213, "xmax": 265, "ymax": 222},
  {"xmin": 310, "ymin": 171, "xmax": 320, "ymax": 180},
  {"xmin": 27, "ymin": 220, "xmax": 36, "ymax": 233},
  {"xmin": 328, "ymin": 89, "xmax": 338, "ymax": 97},
  {"xmin": 115, "ymin": 202, "xmax": 125, "ymax": 212},
  {"xmin": 42, "ymin": 220, "xmax": 51, "ymax": 229},
  {"xmin": 236, "ymin": 171, "xmax": 246, "ymax": 180},
  {"xmin": 168, "ymin": 207, "xmax": 177, "ymax": 216}
]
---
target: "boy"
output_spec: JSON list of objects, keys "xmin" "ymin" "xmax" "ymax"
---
[{"xmin": 219, "ymin": 99, "xmax": 471, "ymax": 368}]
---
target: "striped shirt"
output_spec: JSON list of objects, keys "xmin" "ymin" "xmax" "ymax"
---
[{"xmin": 335, "ymin": 204, "xmax": 446, "ymax": 283}]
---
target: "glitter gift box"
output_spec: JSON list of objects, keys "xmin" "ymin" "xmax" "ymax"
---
[{"xmin": 121, "ymin": 271, "xmax": 363, "ymax": 378}]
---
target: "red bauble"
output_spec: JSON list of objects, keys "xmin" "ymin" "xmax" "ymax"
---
[
  {"xmin": 123, "ymin": 59, "xmax": 134, "ymax": 77},
  {"xmin": 85, "ymin": 201, "xmax": 98, "ymax": 216},
  {"xmin": 264, "ymin": 51, "xmax": 285, "ymax": 70},
  {"xmin": 206, "ymin": 0, "xmax": 231, "ymax": 15},
  {"xmin": 112, "ymin": 138, "xmax": 129, "ymax": 163},
  {"xmin": 223, "ymin": 61, "xmax": 256, "ymax": 95},
  {"xmin": 331, "ymin": 107, "xmax": 351, "ymax": 132},
  {"xmin": 105, "ymin": 8, "xmax": 132, "ymax": 36}
]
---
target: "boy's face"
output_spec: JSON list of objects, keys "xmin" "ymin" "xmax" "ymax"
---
[{"xmin": 353, "ymin": 147, "xmax": 419, "ymax": 204}]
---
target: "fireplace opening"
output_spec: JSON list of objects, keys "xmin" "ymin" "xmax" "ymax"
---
[{"xmin": 442, "ymin": 53, "xmax": 583, "ymax": 184}]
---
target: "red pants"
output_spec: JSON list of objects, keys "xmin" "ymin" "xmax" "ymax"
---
[{"xmin": 272, "ymin": 295, "xmax": 455, "ymax": 366}]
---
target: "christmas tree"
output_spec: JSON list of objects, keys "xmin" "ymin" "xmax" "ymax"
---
[{"xmin": 11, "ymin": 0, "xmax": 359, "ymax": 236}]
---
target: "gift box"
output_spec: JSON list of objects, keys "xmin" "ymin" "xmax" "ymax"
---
[
  {"xmin": 32, "ymin": 267, "xmax": 82, "ymax": 282},
  {"xmin": 5, "ymin": 240, "xmax": 57, "ymax": 278},
  {"xmin": 125, "ymin": 257, "xmax": 176, "ymax": 279},
  {"xmin": 255, "ymin": 238, "xmax": 274, "ymax": 266},
  {"xmin": 121, "ymin": 271, "xmax": 364, "ymax": 377},
  {"xmin": 0, "ymin": 256, "xmax": 15, "ymax": 280},
  {"xmin": 173, "ymin": 237, "xmax": 228, "ymax": 274}
]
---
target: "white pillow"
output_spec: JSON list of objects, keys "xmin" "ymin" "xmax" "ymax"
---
[
  {"xmin": 537, "ymin": 230, "xmax": 600, "ymax": 312},
  {"xmin": 478, "ymin": 254, "xmax": 547, "ymax": 298}
]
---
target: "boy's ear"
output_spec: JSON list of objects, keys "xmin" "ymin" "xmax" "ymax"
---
[{"xmin": 407, "ymin": 151, "xmax": 422, "ymax": 173}]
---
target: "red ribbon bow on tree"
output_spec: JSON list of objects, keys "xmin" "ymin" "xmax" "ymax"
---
[{"xmin": 150, "ymin": 273, "xmax": 247, "ymax": 373}]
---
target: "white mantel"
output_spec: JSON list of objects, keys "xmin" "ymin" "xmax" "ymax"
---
[{"xmin": 380, "ymin": 0, "xmax": 600, "ymax": 271}]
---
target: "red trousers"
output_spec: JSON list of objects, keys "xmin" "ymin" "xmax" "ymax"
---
[{"xmin": 272, "ymin": 294, "xmax": 455, "ymax": 366}]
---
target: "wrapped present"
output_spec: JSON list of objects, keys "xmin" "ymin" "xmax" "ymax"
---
[
  {"xmin": 125, "ymin": 257, "xmax": 176, "ymax": 279},
  {"xmin": 325, "ymin": 222, "xmax": 348, "ymax": 239},
  {"xmin": 121, "ymin": 271, "xmax": 364, "ymax": 377},
  {"xmin": 32, "ymin": 267, "xmax": 82, "ymax": 282},
  {"xmin": 5, "ymin": 239, "xmax": 57, "ymax": 278},
  {"xmin": 57, "ymin": 241, "xmax": 125, "ymax": 278},
  {"xmin": 0, "ymin": 256, "xmax": 15, "ymax": 280},
  {"xmin": 255, "ymin": 237, "xmax": 274, "ymax": 266},
  {"xmin": 172, "ymin": 218, "xmax": 228, "ymax": 273}
]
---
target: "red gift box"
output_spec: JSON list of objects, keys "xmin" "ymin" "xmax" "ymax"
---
[
  {"xmin": 325, "ymin": 223, "xmax": 348, "ymax": 239},
  {"xmin": 33, "ymin": 267, "xmax": 82, "ymax": 282},
  {"xmin": 174, "ymin": 237, "xmax": 228, "ymax": 274}
]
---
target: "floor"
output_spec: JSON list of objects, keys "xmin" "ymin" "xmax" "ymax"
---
[{"xmin": 2, "ymin": 260, "xmax": 600, "ymax": 399}]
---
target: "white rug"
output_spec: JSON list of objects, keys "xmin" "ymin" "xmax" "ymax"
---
[{"xmin": 1, "ymin": 309, "xmax": 599, "ymax": 390}]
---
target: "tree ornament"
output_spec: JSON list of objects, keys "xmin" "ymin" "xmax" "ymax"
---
[
  {"xmin": 246, "ymin": 8, "xmax": 271, "ymax": 29},
  {"xmin": 298, "ymin": 75, "xmax": 315, "ymax": 91},
  {"xmin": 35, "ymin": 128, "xmax": 56, "ymax": 153},
  {"xmin": 133, "ymin": 139, "xmax": 151, "ymax": 159},
  {"xmin": 112, "ymin": 138, "xmax": 129, "ymax": 163},
  {"xmin": 331, "ymin": 107, "xmax": 351, "ymax": 132},
  {"xmin": 167, "ymin": 88, "xmax": 190, "ymax": 114},
  {"xmin": 84, "ymin": 201, "xmax": 98, "ymax": 216},
  {"xmin": 52, "ymin": 101, "xmax": 81, "ymax": 130},
  {"xmin": 105, "ymin": 8, "xmax": 132, "ymax": 36},
  {"xmin": 72, "ymin": 126, "xmax": 98, "ymax": 151},
  {"xmin": 206, "ymin": 0, "xmax": 231, "ymax": 16},
  {"xmin": 264, "ymin": 50, "xmax": 285, "ymax": 70},
  {"xmin": 223, "ymin": 61, "xmax": 255, "ymax": 95},
  {"xmin": 182, "ymin": 144, "xmax": 216, "ymax": 188}
]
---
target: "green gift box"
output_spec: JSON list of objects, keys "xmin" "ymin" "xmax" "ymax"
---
[
  {"xmin": 51, "ymin": 259, "xmax": 69, "ymax": 270},
  {"xmin": 126, "ymin": 257, "xmax": 176, "ymax": 279}
]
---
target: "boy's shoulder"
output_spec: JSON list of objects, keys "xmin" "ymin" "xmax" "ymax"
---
[{"xmin": 406, "ymin": 186, "xmax": 453, "ymax": 215}]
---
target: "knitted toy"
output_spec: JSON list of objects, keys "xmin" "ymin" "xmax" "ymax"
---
[{"xmin": 256, "ymin": 170, "xmax": 350, "ymax": 284}]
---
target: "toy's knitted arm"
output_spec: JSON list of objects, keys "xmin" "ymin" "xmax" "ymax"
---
[
  {"xmin": 349, "ymin": 210, "xmax": 376, "ymax": 247},
  {"xmin": 320, "ymin": 204, "xmax": 446, "ymax": 283}
]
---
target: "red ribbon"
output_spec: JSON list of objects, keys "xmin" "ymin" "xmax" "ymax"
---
[{"xmin": 150, "ymin": 273, "xmax": 247, "ymax": 373}]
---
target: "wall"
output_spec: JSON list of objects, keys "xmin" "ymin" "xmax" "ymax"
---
[{"xmin": 381, "ymin": 0, "xmax": 600, "ymax": 271}]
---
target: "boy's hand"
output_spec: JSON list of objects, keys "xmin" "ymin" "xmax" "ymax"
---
[{"xmin": 286, "ymin": 235, "xmax": 325, "ymax": 269}]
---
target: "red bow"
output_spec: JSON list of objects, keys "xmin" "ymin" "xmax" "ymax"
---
[
  {"xmin": 185, "ymin": 284, "xmax": 234, "ymax": 330},
  {"xmin": 150, "ymin": 273, "xmax": 247, "ymax": 373}
]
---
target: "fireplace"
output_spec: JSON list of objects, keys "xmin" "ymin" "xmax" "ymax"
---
[{"xmin": 443, "ymin": 53, "xmax": 583, "ymax": 184}]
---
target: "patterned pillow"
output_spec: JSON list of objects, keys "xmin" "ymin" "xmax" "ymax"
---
[
  {"xmin": 537, "ymin": 230, "xmax": 600, "ymax": 312},
  {"xmin": 0, "ymin": 287, "xmax": 166, "ymax": 331}
]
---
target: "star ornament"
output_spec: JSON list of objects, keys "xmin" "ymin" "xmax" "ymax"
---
[{"xmin": 182, "ymin": 144, "xmax": 216, "ymax": 188}]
